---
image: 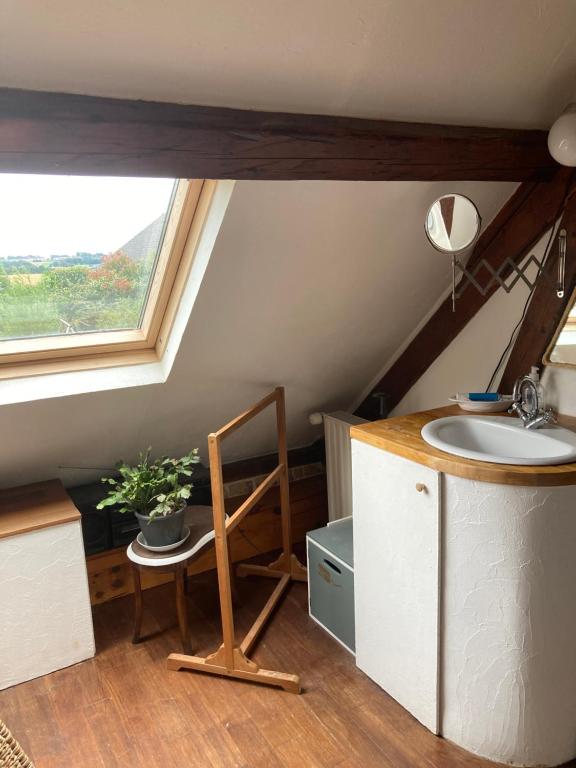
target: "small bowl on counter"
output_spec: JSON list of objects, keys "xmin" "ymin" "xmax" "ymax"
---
[{"xmin": 449, "ymin": 394, "xmax": 514, "ymax": 413}]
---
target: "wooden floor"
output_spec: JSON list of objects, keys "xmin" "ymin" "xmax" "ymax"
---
[{"xmin": 0, "ymin": 565, "xmax": 565, "ymax": 768}]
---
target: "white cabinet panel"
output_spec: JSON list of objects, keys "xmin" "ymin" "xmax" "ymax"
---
[
  {"xmin": 0, "ymin": 521, "xmax": 95, "ymax": 690},
  {"xmin": 352, "ymin": 439, "xmax": 440, "ymax": 733}
]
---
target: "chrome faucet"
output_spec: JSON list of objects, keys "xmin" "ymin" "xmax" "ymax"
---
[{"xmin": 509, "ymin": 375, "xmax": 556, "ymax": 429}]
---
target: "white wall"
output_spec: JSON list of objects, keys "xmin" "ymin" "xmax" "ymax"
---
[
  {"xmin": 542, "ymin": 366, "xmax": 576, "ymax": 416},
  {"xmin": 390, "ymin": 287, "xmax": 531, "ymax": 416},
  {"xmin": 0, "ymin": 180, "xmax": 514, "ymax": 488},
  {"xmin": 390, "ymin": 228, "xmax": 576, "ymax": 419}
]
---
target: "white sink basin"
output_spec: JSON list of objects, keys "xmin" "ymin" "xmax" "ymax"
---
[{"xmin": 421, "ymin": 415, "xmax": 576, "ymax": 465}]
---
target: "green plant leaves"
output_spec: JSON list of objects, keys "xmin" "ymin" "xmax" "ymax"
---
[{"xmin": 96, "ymin": 448, "xmax": 200, "ymax": 518}]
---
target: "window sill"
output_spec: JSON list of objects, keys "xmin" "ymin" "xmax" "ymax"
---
[{"xmin": 0, "ymin": 353, "xmax": 165, "ymax": 406}]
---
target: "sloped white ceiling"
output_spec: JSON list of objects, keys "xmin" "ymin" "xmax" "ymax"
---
[
  {"xmin": 0, "ymin": 180, "xmax": 515, "ymax": 487},
  {"xmin": 1, "ymin": 0, "xmax": 575, "ymax": 128}
]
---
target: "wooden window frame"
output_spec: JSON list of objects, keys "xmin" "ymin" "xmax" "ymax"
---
[{"xmin": 0, "ymin": 178, "xmax": 216, "ymax": 380}]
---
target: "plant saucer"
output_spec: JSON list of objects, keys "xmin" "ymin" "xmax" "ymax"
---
[{"xmin": 137, "ymin": 525, "xmax": 191, "ymax": 553}]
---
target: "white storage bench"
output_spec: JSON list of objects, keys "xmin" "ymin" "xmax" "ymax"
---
[{"xmin": 0, "ymin": 480, "xmax": 95, "ymax": 690}]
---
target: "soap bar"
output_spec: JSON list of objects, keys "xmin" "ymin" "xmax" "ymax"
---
[{"xmin": 468, "ymin": 393, "xmax": 500, "ymax": 402}]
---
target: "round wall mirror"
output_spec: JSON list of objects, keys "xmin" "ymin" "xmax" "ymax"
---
[{"xmin": 425, "ymin": 194, "xmax": 481, "ymax": 254}]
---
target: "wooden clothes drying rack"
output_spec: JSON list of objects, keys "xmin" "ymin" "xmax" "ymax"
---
[{"xmin": 167, "ymin": 386, "xmax": 307, "ymax": 693}]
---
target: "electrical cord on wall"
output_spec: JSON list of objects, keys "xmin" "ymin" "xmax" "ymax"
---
[
  {"xmin": 484, "ymin": 281, "xmax": 538, "ymax": 393},
  {"xmin": 485, "ymin": 221, "xmax": 557, "ymax": 393}
]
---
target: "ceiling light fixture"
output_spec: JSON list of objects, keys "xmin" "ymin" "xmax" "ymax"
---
[{"xmin": 548, "ymin": 104, "xmax": 576, "ymax": 166}]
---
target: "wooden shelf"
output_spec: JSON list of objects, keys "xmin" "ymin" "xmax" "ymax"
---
[{"xmin": 0, "ymin": 479, "xmax": 80, "ymax": 540}]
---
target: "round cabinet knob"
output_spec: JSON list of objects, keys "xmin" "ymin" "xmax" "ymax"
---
[{"xmin": 415, "ymin": 483, "xmax": 427, "ymax": 493}]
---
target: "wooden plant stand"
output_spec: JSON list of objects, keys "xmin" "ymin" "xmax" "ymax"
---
[
  {"xmin": 167, "ymin": 387, "xmax": 307, "ymax": 693},
  {"xmin": 128, "ymin": 505, "xmax": 218, "ymax": 655}
]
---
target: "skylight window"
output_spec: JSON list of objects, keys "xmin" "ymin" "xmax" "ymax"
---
[
  {"xmin": 0, "ymin": 174, "xmax": 175, "ymax": 340},
  {"xmin": 0, "ymin": 176, "xmax": 210, "ymax": 377}
]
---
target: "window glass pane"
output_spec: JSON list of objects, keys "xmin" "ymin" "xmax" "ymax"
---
[{"xmin": 0, "ymin": 174, "xmax": 176, "ymax": 341}]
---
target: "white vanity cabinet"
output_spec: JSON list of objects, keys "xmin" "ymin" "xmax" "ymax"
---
[
  {"xmin": 351, "ymin": 438, "xmax": 440, "ymax": 733},
  {"xmin": 350, "ymin": 410, "xmax": 576, "ymax": 768}
]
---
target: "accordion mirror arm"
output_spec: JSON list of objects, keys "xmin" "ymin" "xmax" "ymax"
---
[{"xmin": 425, "ymin": 194, "xmax": 568, "ymax": 311}]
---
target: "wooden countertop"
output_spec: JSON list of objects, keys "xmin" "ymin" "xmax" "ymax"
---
[
  {"xmin": 350, "ymin": 405, "xmax": 576, "ymax": 486},
  {"xmin": 0, "ymin": 480, "xmax": 80, "ymax": 540}
]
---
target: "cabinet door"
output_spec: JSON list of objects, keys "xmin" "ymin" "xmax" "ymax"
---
[{"xmin": 352, "ymin": 440, "xmax": 440, "ymax": 733}]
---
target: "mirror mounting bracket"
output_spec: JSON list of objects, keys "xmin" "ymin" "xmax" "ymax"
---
[{"xmin": 426, "ymin": 193, "xmax": 564, "ymax": 312}]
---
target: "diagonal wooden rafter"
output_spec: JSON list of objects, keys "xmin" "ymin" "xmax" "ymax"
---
[
  {"xmin": 0, "ymin": 87, "xmax": 557, "ymax": 181},
  {"xmin": 355, "ymin": 168, "xmax": 576, "ymax": 420},
  {"xmin": 498, "ymin": 190, "xmax": 576, "ymax": 392}
]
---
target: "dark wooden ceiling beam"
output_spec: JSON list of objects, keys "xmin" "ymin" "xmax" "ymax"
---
[
  {"xmin": 355, "ymin": 168, "xmax": 576, "ymax": 420},
  {"xmin": 498, "ymin": 192, "xmax": 576, "ymax": 392},
  {"xmin": 0, "ymin": 87, "xmax": 556, "ymax": 181}
]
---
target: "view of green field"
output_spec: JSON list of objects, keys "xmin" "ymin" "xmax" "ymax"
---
[
  {"xmin": 0, "ymin": 174, "xmax": 176, "ymax": 342},
  {"xmin": 0, "ymin": 250, "xmax": 153, "ymax": 340}
]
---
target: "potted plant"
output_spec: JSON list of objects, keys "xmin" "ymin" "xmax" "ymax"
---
[{"xmin": 97, "ymin": 448, "xmax": 200, "ymax": 547}]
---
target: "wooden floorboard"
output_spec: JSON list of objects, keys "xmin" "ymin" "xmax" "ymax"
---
[{"xmin": 2, "ymin": 565, "xmax": 575, "ymax": 768}]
